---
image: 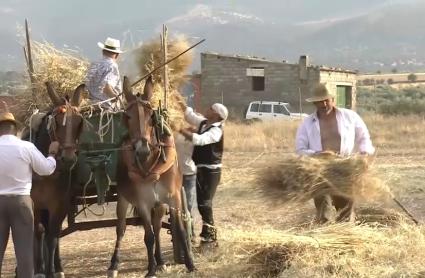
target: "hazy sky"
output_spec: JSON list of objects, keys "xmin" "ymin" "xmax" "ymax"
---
[{"xmin": 0, "ymin": 0, "xmax": 419, "ymax": 70}]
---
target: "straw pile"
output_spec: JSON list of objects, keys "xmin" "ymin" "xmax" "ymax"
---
[
  {"xmin": 130, "ymin": 35, "xmax": 193, "ymax": 130},
  {"xmin": 14, "ymin": 41, "xmax": 89, "ymax": 121},
  {"xmin": 259, "ymin": 154, "xmax": 391, "ymax": 203},
  {"xmin": 219, "ymin": 223, "xmax": 385, "ymax": 277}
]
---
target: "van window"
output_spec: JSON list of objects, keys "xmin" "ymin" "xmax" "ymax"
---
[
  {"xmin": 250, "ymin": 103, "xmax": 259, "ymax": 112},
  {"xmin": 273, "ymin": 104, "xmax": 290, "ymax": 115},
  {"xmin": 259, "ymin": 104, "xmax": 272, "ymax": 113}
]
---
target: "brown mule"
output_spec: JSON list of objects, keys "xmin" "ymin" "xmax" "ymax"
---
[
  {"xmin": 107, "ymin": 76, "xmax": 195, "ymax": 278},
  {"xmin": 30, "ymin": 83, "xmax": 85, "ymax": 278}
]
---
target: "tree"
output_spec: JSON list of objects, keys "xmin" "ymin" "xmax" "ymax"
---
[
  {"xmin": 391, "ymin": 68, "xmax": 398, "ymax": 73},
  {"xmin": 408, "ymin": 73, "xmax": 418, "ymax": 83}
]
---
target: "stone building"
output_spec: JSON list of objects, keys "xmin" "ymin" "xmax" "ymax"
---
[{"xmin": 198, "ymin": 53, "xmax": 357, "ymax": 118}]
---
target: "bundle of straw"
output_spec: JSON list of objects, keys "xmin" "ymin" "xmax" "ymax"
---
[
  {"xmin": 222, "ymin": 223, "xmax": 384, "ymax": 277},
  {"xmin": 130, "ymin": 36, "xmax": 193, "ymax": 130},
  {"xmin": 260, "ymin": 155, "xmax": 391, "ymax": 202},
  {"xmin": 14, "ymin": 41, "xmax": 89, "ymax": 121}
]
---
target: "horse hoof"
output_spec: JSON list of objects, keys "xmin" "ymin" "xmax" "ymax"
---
[
  {"xmin": 53, "ymin": 272, "xmax": 65, "ymax": 278},
  {"xmin": 34, "ymin": 274, "xmax": 46, "ymax": 278},
  {"xmin": 157, "ymin": 264, "xmax": 167, "ymax": 272},
  {"xmin": 107, "ymin": 270, "xmax": 118, "ymax": 278}
]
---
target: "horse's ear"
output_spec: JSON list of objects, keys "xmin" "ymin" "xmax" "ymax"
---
[
  {"xmin": 71, "ymin": 84, "xmax": 85, "ymax": 107},
  {"xmin": 141, "ymin": 75, "xmax": 153, "ymax": 101},
  {"xmin": 45, "ymin": 82, "xmax": 63, "ymax": 106},
  {"xmin": 123, "ymin": 76, "xmax": 135, "ymax": 102}
]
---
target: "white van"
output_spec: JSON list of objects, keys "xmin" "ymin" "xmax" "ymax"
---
[{"xmin": 245, "ymin": 101, "xmax": 308, "ymax": 120}]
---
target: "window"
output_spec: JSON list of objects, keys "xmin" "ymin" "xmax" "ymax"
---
[
  {"xmin": 259, "ymin": 104, "xmax": 272, "ymax": 113},
  {"xmin": 250, "ymin": 103, "xmax": 259, "ymax": 112},
  {"xmin": 247, "ymin": 67, "xmax": 265, "ymax": 91},
  {"xmin": 273, "ymin": 104, "xmax": 290, "ymax": 115},
  {"xmin": 252, "ymin": 76, "xmax": 265, "ymax": 91}
]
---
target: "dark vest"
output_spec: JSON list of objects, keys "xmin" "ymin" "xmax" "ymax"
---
[{"xmin": 192, "ymin": 120, "xmax": 224, "ymax": 165}]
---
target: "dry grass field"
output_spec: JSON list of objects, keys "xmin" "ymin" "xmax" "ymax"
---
[{"xmin": 3, "ymin": 115, "xmax": 425, "ymax": 277}]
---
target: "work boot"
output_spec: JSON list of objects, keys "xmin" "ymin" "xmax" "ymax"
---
[{"xmin": 200, "ymin": 224, "xmax": 217, "ymax": 243}]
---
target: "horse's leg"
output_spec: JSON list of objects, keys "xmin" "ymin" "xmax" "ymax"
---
[
  {"xmin": 169, "ymin": 193, "xmax": 195, "ymax": 272},
  {"xmin": 152, "ymin": 204, "xmax": 166, "ymax": 271},
  {"xmin": 53, "ymin": 239, "xmax": 64, "ymax": 277},
  {"xmin": 107, "ymin": 194, "xmax": 129, "ymax": 278},
  {"xmin": 137, "ymin": 203, "xmax": 156, "ymax": 278},
  {"xmin": 45, "ymin": 214, "xmax": 64, "ymax": 278}
]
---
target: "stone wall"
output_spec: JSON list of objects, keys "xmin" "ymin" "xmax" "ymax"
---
[{"xmin": 200, "ymin": 53, "xmax": 356, "ymax": 118}]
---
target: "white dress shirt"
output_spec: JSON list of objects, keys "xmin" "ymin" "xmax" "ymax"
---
[
  {"xmin": 184, "ymin": 107, "xmax": 223, "ymax": 169},
  {"xmin": 295, "ymin": 108, "xmax": 375, "ymax": 156},
  {"xmin": 0, "ymin": 135, "xmax": 56, "ymax": 195},
  {"xmin": 175, "ymin": 133, "xmax": 197, "ymax": 176}
]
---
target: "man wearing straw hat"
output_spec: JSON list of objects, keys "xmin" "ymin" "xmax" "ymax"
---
[
  {"xmin": 0, "ymin": 102, "xmax": 59, "ymax": 277},
  {"xmin": 295, "ymin": 83, "xmax": 375, "ymax": 223},
  {"xmin": 86, "ymin": 37, "xmax": 123, "ymax": 109},
  {"xmin": 180, "ymin": 103, "xmax": 228, "ymax": 244}
]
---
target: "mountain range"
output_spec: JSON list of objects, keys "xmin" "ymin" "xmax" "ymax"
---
[{"xmin": 0, "ymin": 0, "xmax": 424, "ymax": 73}]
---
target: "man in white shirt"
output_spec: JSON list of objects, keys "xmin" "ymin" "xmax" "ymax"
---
[
  {"xmin": 180, "ymin": 103, "xmax": 228, "ymax": 244},
  {"xmin": 295, "ymin": 84, "xmax": 375, "ymax": 223},
  {"xmin": 86, "ymin": 37, "xmax": 123, "ymax": 110},
  {"xmin": 0, "ymin": 104, "xmax": 59, "ymax": 277}
]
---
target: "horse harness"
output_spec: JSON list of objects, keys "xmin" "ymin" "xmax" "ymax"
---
[{"xmin": 124, "ymin": 98, "xmax": 175, "ymax": 179}]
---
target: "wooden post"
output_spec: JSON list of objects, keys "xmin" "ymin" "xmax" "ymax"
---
[
  {"xmin": 25, "ymin": 19, "xmax": 37, "ymax": 100},
  {"xmin": 161, "ymin": 24, "xmax": 169, "ymax": 110}
]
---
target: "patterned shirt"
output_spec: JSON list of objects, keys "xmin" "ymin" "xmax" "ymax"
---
[
  {"xmin": 85, "ymin": 57, "xmax": 122, "ymax": 107},
  {"xmin": 295, "ymin": 108, "xmax": 375, "ymax": 156}
]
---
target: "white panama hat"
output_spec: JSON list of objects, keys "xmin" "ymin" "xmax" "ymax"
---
[{"xmin": 97, "ymin": 37, "xmax": 123, "ymax": 54}]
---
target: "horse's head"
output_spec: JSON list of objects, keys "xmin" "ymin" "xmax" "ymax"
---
[
  {"xmin": 122, "ymin": 76, "xmax": 154, "ymax": 163},
  {"xmin": 46, "ymin": 82, "xmax": 84, "ymax": 163}
]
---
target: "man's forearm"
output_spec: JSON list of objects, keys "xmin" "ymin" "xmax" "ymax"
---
[{"xmin": 103, "ymin": 84, "xmax": 118, "ymax": 98}]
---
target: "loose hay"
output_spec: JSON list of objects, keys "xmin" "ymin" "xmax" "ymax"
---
[
  {"xmin": 129, "ymin": 35, "xmax": 193, "ymax": 130},
  {"xmin": 260, "ymin": 155, "xmax": 392, "ymax": 203},
  {"xmin": 16, "ymin": 35, "xmax": 192, "ymax": 129},
  {"xmin": 14, "ymin": 41, "xmax": 89, "ymax": 121}
]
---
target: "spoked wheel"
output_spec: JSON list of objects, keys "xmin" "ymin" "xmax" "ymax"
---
[{"xmin": 170, "ymin": 187, "xmax": 193, "ymax": 264}]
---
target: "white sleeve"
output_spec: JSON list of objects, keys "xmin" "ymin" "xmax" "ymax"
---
[
  {"xmin": 353, "ymin": 112, "xmax": 375, "ymax": 154},
  {"xmin": 184, "ymin": 107, "xmax": 206, "ymax": 127},
  {"xmin": 295, "ymin": 121, "xmax": 316, "ymax": 156},
  {"xmin": 27, "ymin": 144, "xmax": 57, "ymax": 176},
  {"xmin": 192, "ymin": 126, "xmax": 223, "ymax": 146}
]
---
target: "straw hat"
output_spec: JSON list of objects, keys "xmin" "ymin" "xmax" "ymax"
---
[
  {"xmin": 0, "ymin": 101, "xmax": 16, "ymax": 125},
  {"xmin": 97, "ymin": 37, "xmax": 123, "ymax": 54},
  {"xmin": 306, "ymin": 83, "xmax": 335, "ymax": 102}
]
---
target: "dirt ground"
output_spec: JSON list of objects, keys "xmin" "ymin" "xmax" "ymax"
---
[{"xmin": 2, "ymin": 150, "xmax": 425, "ymax": 277}]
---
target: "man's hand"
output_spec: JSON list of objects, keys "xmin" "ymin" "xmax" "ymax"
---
[
  {"xmin": 179, "ymin": 128, "xmax": 193, "ymax": 141},
  {"xmin": 48, "ymin": 141, "xmax": 60, "ymax": 156},
  {"xmin": 177, "ymin": 100, "xmax": 187, "ymax": 111}
]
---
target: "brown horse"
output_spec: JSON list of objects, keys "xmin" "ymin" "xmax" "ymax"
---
[
  {"xmin": 107, "ymin": 76, "xmax": 195, "ymax": 278},
  {"xmin": 30, "ymin": 83, "xmax": 84, "ymax": 278}
]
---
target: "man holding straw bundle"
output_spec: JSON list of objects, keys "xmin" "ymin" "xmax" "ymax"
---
[
  {"xmin": 295, "ymin": 83, "xmax": 375, "ymax": 223},
  {"xmin": 179, "ymin": 103, "xmax": 228, "ymax": 244}
]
